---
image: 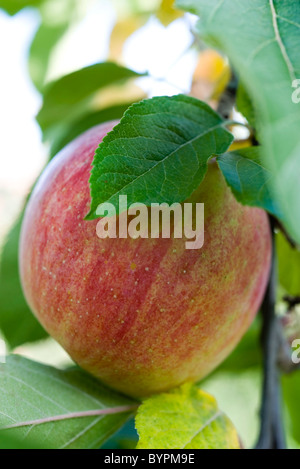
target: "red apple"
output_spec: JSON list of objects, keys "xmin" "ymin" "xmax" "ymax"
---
[{"xmin": 20, "ymin": 122, "xmax": 271, "ymax": 397}]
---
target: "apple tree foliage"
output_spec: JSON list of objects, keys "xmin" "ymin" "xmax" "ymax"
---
[{"xmin": 0, "ymin": 0, "xmax": 300, "ymax": 449}]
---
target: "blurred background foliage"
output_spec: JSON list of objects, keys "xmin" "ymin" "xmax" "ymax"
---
[{"xmin": 0, "ymin": 0, "xmax": 299, "ymax": 449}]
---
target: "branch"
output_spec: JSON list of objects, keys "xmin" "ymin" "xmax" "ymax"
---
[
  {"xmin": 255, "ymin": 217, "xmax": 286, "ymax": 449},
  {"xmin": 274, "ymin": 219, "xmax": 298, "ymax": 249},
  {"xmin": 283, "ymin": 295, "xmax": 300, "ymax": 309},
  {"xmin": 217, "ymin": 71, "xmax": 238, "ymax": 119}
]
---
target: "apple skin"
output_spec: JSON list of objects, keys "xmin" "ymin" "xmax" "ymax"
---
[{"xmin": 20, "ymin": 122, "xmax": 271, "ymax": 397}]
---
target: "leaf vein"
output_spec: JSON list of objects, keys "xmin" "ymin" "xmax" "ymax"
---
[
  {"xmin": 183, "ymin": 411, "xmax": 223, "ymax": 448},
  {"xmin": 270, "ymin": 0, "xmax": 296, "ymax": 81}
]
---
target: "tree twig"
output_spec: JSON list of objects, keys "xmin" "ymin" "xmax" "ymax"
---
[
  {"xmin": 283, "ymin": 295, "xmax": 300, "ymax": 309},
  {"xmin": 217, "ymin": 71, "xmax": 238, "ymax": 120},
  {"xmin": 255, "ymin": 217, "xmax": 286, "ymax": 449},
  {"xmin": 274, "ymin": 219, "xmax": 298, "ymax": 249}
]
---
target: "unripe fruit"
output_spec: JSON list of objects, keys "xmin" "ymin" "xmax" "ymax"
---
[{"xmin": 20, "ymin": 122, "xmax": 271, "ymax": 397}]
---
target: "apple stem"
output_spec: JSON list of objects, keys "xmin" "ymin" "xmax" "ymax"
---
[{"xmin": 255, "ymin": 217, "xmax": 286, "ymax": 449}]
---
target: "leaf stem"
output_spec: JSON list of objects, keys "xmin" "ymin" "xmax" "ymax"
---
[
  {"xmin": 1, "ymin": 405, "xmax": 139, "ymax": 430},
  {"xmin": 255, "ymin": 217, "xmax": 286, "ymax": 449}
]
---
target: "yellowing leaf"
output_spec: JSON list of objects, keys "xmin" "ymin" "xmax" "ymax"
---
[
  {"xmin": 191, "ymin": 49, "xmax": 231, "ymax": 102},
  {"xmin": 157, "ymin": 0, "xmax": 183, "ymax": 26},
  {"xmin": 111, "ymin": 0, "xmax": 160, "ymax": 18},
  {"xmin": 135, "ymin": 383, "xmax": 240, "ymax": 449},
  {"xmin": 109, "ymin": 17, "xmax": 147, "ymax": 61},
  {"xmin": 193, "ymin": 50, "xmax": 227, "ymax": 83},
  {"xmin": 229, "ymin": 139, "xmax": 252, "ymax": 152},
  {"xmin": 92, "ymin": 82, "xmax": 146, "ymax": 110}
]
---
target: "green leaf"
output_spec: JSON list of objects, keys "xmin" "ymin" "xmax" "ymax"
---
[
  {"xmin": 135, "ymin": 383, "xmax": 240, "ymax": 449},
  {"xmin": 201, "ymin": 368, "xmax": 262, "ymax": 449},
  {"xmin": 101, "ymin": 419, "xmax": 138, "ymax": 449},
  {"xmin": 29, "ymin": 22, "xmax": 70, "ymax": 92},
  {"xmin": 177, "ymin": 0, "xmax": 300, "ymax": 244},
  {"xmin": 37, "ymin": 62, "xmax": 144, "ymax": 133},
  {"xmin": 0, "ymin": 356, "xmax": 137, "ymax": 449},
  {"xmin": 87, "ymin": 95, "xmax": 233, "ymax": 220},
  {"xmin": 156, "ymin": 0, "xmax": 184, "ymax": 26},
  {"xmin": 217, "ymin": 318, "xmax": 261, "ymax": 372},
  {"xmin": 283, "ymin": 372, "xmax": 300, "ymax": 444},
  {"xmin": 0, "ymin": 215, "xmax": 47, "ymax": 348},
  {"xmin": 28, "ymin": 0, "xmax": 87, "ymax": 91},
  {"xmin": 276, "ymin": 231, "xmax": 300, "ymax": 296},
  {"xmin": 217, "ymin": 147, "xmax": 282, "ymax": 218},
  {"xmin": 236, "ymin": 83, "xmax": 257, "ymax": 130},
  {"xmin": 0, "ymin": 0, "xmax": 44, "ymax": 15},
  {"xmin": 0, "ymin": 432, "xmax": 44, "ymax": 449},
  {"xmin": 50, "ymin": 103, "xmax": 132, "ymax": 159}
]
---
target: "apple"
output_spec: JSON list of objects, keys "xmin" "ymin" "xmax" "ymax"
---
[{"xmin": 19, "ymin": 121, "xmax": 271, "ymax": 397}]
